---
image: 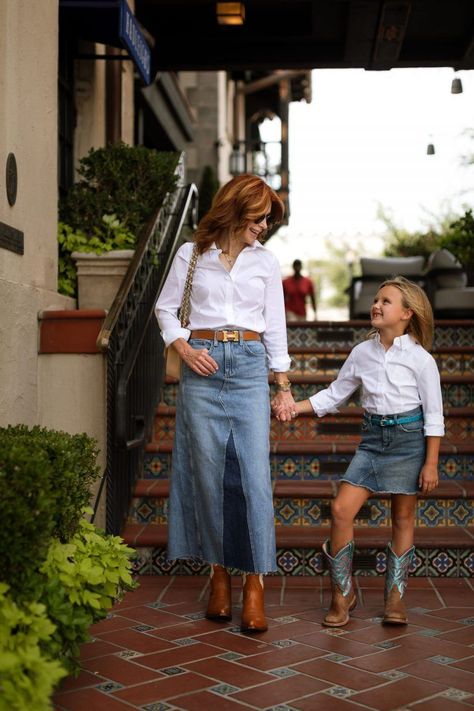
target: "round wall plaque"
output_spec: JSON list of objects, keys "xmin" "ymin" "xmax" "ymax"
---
[{"xmin": 6, "ymin": 153, "xmax": 18, "ymax": 206}]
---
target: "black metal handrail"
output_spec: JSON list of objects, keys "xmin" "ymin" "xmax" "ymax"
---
[{"xmin": 94, "ymin": 157, "xmax": 198, "ymax": 534}]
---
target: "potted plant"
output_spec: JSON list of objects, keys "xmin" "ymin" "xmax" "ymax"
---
[{"xmin": 58, "ymin": 143, "xmax": 179, "ymax": 308}]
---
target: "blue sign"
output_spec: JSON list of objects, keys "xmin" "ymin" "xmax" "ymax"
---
[{"xmin": 119, "ymin": 0, "xmax": 152, "ymax": 85}]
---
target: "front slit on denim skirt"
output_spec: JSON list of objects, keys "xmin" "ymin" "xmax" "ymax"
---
[{"xmin": 167, "ymin": 336, "xmax": 276, "ymax": 573}]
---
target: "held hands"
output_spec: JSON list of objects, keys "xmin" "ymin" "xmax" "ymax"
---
[
  {"xmin": 271, "ymin": 391, "xmax": 298, "ymax": 422},
  {"xmin": 418, "ymin": 463, "xmax": 439, "ymax": 494}
]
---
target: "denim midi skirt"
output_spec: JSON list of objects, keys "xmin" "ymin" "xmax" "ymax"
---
[
  {"xmin": 341, "ymin": 407, "xmax": 426, "ymax": 495},
  {"xmin": 167, "ymin": 337, "xmax": 276, "ymax": 573}
]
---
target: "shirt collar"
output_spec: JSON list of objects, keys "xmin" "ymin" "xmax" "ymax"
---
[
  {"xmin": 374, "ymin": 332, "xmax": 415, "ymax": 350},
  {"xmin": 209, "ymin": 240, "xmax": 264, "ymax": 252}
]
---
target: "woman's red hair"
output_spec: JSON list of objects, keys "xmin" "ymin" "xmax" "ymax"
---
[{"xmin": 194, "ymin": 174, "xmax": 285, "ymax": 254}]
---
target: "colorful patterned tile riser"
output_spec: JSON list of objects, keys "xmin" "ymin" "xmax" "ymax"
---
[
  {"xmin": 144, "ymin": 452, "xmax": 474, "ymax": 480},
  {"xmin": 131, "ymin": 546, "xmax": 474, "ymax": 577},
  {"xmin": 128, "ymin": 496, "xmax": 474, "ymax": 528},
  {"xmin": 289, "ymin": 351, "xmax": 474, "ymax": 376}
]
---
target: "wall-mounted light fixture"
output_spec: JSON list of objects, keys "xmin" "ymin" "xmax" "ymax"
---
[
  {"xmin": 451, "ymin": 77, "xmax": 463, "ymax": 94},
  {"xmin": 216, "ymin": 2, "xmax": 245, "ymax": 26},
  {"xmin": 229, "ymin": 142, "xmax": 246, "ymax": 175}
]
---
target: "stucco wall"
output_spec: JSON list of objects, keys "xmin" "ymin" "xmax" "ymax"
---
[
  {"xmin": 38, "ymin": 353, "xmax": 107, "ymax": 528},
  {"xmin": 0, "ymin": 0, "xmax": 77, "ymax": 427}
]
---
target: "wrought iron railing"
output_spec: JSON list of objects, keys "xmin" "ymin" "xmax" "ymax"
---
[{"xmin": 95, "ymin": 158, "xmax": 198, "ymax": 534}]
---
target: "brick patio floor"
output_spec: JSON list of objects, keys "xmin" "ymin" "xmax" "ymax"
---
[{"xmin": 54, "ymin": 576, "xmax": 474, "ymax": 711}]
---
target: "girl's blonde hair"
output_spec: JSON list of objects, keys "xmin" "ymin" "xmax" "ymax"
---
[
  {"xmin": 194, "ymin": 174, "xmax": 285, "ymax": 254},
  {"xmin": 370, "ymin": 276, "xmax": 434, "ymax": 350}
]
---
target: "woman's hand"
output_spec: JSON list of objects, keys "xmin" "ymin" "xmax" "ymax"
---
[
  {"xmin": 271, "ymin": 390, "xmax": 297, "ymax": 422},
  {"xmin": 418, "ymin": 463, "xmax": 439, "ymax": 494},
  {"xmin": 171, "ymin": 339, "xmax": 218, "ymax": 377}
]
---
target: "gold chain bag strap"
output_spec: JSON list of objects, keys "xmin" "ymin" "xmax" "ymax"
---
[{"xmin": 165, "ymin": 244, "xmax": 199, "ymax": 380}]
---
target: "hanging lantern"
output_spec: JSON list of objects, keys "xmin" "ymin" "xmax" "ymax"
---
[{"xmin": 451, "ymin": 77, "xmax": 463, "ymax": 94}]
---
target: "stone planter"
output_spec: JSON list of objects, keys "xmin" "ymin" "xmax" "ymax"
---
[{"xmin": 72, "ymin": 250, "xmax": 135, "ymax": 310}]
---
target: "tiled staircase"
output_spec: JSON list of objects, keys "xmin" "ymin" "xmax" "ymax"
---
[{"xmin": 123, "ymin": 320, "xmax": 474, "ymax": 578}]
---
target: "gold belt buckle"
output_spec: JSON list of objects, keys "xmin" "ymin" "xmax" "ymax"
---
[{"xmin": 221, "ymin": 329, "xmax": 240, "ymax": 342}]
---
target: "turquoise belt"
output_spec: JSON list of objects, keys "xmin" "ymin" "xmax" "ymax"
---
[{"xmin": 364, "ymin": 413, "xmax": 423, "ymax": 427}]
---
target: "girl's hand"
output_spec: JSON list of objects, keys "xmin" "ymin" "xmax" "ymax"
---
[
  {"xmin": 418, "ymin": 463, "xmax": 439, "ymax": 494},
  {"xmin": 271, "ymin": 391, "xmax": 297, "ymax": 422},
  {"xmin": 182, "ymin": 347, "xmax": 218, "ymax": 376}
]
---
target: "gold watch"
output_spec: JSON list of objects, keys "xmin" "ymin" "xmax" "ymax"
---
[{"xmin": 275, "ymin": 381, "xmax": 292, "ymax": 392}]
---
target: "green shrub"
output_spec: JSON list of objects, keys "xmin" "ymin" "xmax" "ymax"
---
[
  {"xmin": 60, "ymin": 143, "xmax": 179, "ymax": 238},
  {"xmin": 0, "ymin": 426, "xmax": 100, "ymax": 599},
  {"xmin": 0, "ymin": 583, "xmax": 66, "ymax": 711},
  {"xmin": 39, "ymin": 515, "xmax": 136, "ymax": 673},
  {"xmin": 198, "ymin": 165, "xmax": 219, "ymax": 221},
  {"xmin": 58, "ymin": 215, "xmax": 135, "ymax": 297},
  {"xmin": 440, "ymin": 208, "xmax": 474, "ymax": 272}
]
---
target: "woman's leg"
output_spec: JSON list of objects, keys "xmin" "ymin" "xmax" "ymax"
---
[
  {"xmin": 323, "ymin": 483, "xmax": 371, "ymax": 627},
  {"xmin": 384, "ymin": 494, "xmax": 417, "ymax": 625},
  {"xmin": 206, "ymin": 565, "xmax": 232, "ymax": 622}
]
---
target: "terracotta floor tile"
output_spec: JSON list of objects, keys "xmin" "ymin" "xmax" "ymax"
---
[
  {"xmin": 251, "ymin": 619, "xmax": 321, "ymax": 642},
  {"xmin": 191, "ymin": 629, "xmax": 270, "ymax": 655},
  {"xmin": 54, "ymin": 689, "xmax": 136, "ymax": 711},
  {"xmin": 403, "ymin": 612, "xmax": 465, "ymax": 631},
  {"xmin": 413, "ymin": 696, "xmax": 474, "ymax": 711},
  {"xmin": 89, "ymin": 615, "xmax": 135, "ymax": 635},
  {"xmin": 238, "ymin": 642, "xmax": 326, "ymax": 670},
  {"xmin": 57, "ymin": 670, "xmax": 106, "ymax": 693},
  {"xmin": 429, "ymin": 607, "xmax": 474, "ymax": 620},
  {"xmin": 346, "ymin": 645, "xmax": 425, "ymax": 673},
  {"xmin": 293, "ymin": 658, "xmax": 383, "ymax": 690},
  {"xmin": 183, "ymin": 657, "xmax": 273, "ymax": 687},
  {"xmin": 137, "ymin": 642, "xmax": 222, "ymax": 669},
  {"xmin": 117, "ymin": 606, "xmax": 184, "ymax": 628},
  {"xmin": 173, "ymin": 689, "xmax": 249, "ymax": 709},
  {"xmin": 401, "ymin": 659, "xmax": 474, "ymax": 693},
  {"xmin": 438, "ymin": 627, "xmax": 474, "ymax": 645},
  {"xmin": 79, "ymin": 639, "xmax": 123, "ymax": 661},
  {"xmin": 151, "ymin": 618, "xmax": 233, "ymax": 641},
  {"xmin": 81, "ymin": 655, "xmax": 161, "ymax": 686},
  {"xmin": 98, "ymin": 628, "xmax": 174, "ymax": 654},
  {"xmin": 397, "ymin": 633, "xmax": 473, "ymax": 660},
  {"xmin": 351, "ymin": 675, "xmax": 447, "ymax": 710},
  {"xmin": 348, "ymin": 624, "xmax": 419, "ymax": 646},
  {"xmin": 293, "ymin": 629, "xmax": 375, "ymax": 658},
  {"xmin": 231, "ymin": 674, "xmax": 329, "ymax": 706},
  {"xmin": 452, "ymin": 657, "xmax": 474, "ymax": 673},
  {"xmin": 293, "ymin": 692, "xmax": 368, "ymax": 710},
  {"xmin": 112, "ymin": 671, "xmax": 211, "ymax": 704}
]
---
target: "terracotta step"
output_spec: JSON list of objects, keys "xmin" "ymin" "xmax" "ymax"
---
[
  {"xmin": 132, "ymin": 478, "xmax": 474, "ymax": 500},
  {"xmin": 122, "ymin": 522, "xmax": 474, "ymax": 549}
]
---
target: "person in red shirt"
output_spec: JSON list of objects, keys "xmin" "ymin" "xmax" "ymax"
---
[{"xmin": 283, "ymin": 259, "xmax": 316, "ymax": 320}]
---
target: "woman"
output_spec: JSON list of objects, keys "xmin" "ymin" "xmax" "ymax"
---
[{"xmin": 155, "ymin": 174, "xmax": 296, "ymax": 633}]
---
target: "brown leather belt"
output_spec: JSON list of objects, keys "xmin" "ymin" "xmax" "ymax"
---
[{"xmin": 190, "ymin": 329, "xmax": 261, "ymax": 342}]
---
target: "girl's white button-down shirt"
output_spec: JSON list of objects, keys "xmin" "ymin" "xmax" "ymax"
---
[
  {"xmin": 155, "ymin": 240, "xmax": 291, "ymax": 372},
  {"xmin": 309, "ymin": 334, "xmax": 445, "ymax": 437}
]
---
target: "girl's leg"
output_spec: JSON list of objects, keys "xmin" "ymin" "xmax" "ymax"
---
[
  {"xmin": 391, "ymin": 494, "xmax": 416, "ymax": 555},
  {"xmin": 384, "ymin": 494, "xmax": 417, "ymax": 625},
  {"xmin": 323, "ymin": 483, "xmax": 371, "ymax": 627},
  {"xmin": 330, "ymin": 482, "xmax": 372, "ymax": 553}
]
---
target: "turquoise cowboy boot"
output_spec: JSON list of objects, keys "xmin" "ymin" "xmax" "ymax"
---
[
  {"xmin": 383, "ymin": 542, "xmax": 415, "ymax": 625},
  {"xmin": 322, "ymin": 540, "xmax": 357, "ymax": 627}
]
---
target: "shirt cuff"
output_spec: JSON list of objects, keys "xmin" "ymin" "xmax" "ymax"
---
[
  {"xmin": 162, "ymin": 327, "xmax": 191, "ymax": 348},
  {"xmin": 423, "ymin": 424, "xmax": 445, "ymax": 436},
  {"xmin": 269, "ymin": 355, "xmax": 292, "ymax": 372},
  {"xmin": 309, "ymin": 394, "xmax": 339, "ymax": 417}
]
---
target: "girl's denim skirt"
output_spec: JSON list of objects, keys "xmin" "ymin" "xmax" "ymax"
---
[
  {"xmin": 341, "ymin": 407, "xmax": 426, "ymax": 495},
  {"xmin": 167, "ymin": 336, "xmax": 277, "ymax": 574}
]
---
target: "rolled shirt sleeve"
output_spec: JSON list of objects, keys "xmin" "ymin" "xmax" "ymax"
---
[
  {"xmin": 262, "ymin": 257, "xmax": 292, "ymax": 372},
  {"xmin": 417, "ymin": 356, "xmax": 445, "ymax": 436},
  {"xmin": 309, "ymin": 350, "xmax": 361, "ymax": 416},
  {"xmin": 155, "ymin": 245, "xmax": 191, "ymax": 347}
]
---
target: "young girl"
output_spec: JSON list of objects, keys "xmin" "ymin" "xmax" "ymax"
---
[{"xmin": 274, "ymin": 277, "xmax": 444, "ymax": 626}]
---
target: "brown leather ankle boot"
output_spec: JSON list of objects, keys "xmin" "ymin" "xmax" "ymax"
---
[
  {"xmin": 206, "ymin": 565, "xmax": 232, "ymax": 622},
  {"xmin": 241, "ymin": 574, "xmax": 267, "ymax": 633}
]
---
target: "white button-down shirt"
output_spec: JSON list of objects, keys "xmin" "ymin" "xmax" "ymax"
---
[
  {"xmin": 309, "ymin": 334, "xmax": 445, "ymax": 437},
  {"xmin": 155, "ymin": 240, "xmax": 291, "ymax": 371}
]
